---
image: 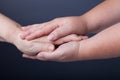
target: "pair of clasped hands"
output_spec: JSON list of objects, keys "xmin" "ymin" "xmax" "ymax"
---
[
  {"xmin": 20, "ymin": 17, "xmax": 88, "ymax": 62},
  {"xmin": 2, "ymin": 0, "xmax": 120, "ymax": 62},
  {"xmin": 0, "ymin": 14, "xmax": 92, "ymax": 62}
]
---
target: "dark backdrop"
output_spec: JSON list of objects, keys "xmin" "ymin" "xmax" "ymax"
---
[{"xmin": 0, "ymin": 0, "xmax": 120, "ymax": 80}]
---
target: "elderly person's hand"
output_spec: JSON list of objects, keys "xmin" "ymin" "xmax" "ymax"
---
[
  {"xmin": 14, "ymin": 35, "xmax": 55, "ymax": 55},
  {"xmin": 0, "ymin": 13, "xmax": 54, "ymax": 55}
]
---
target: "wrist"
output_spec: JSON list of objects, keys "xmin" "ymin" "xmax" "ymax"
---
[
  {"xmin": 2, "ymin": 23, "xmax": 22, "ymax": 44},
  {"xmin": 77, "ymin": 16, "xmax": 89, "ymax": 35},
  {"xmin": 81, "ymin": 14, "xmax": 99, "ymax": 34},
  {"xmin": 0, "ymin": 13, "xmax": 22, "ymax": 44},
  {"xmin": 7, "ymin": 28, "xmax": 22, "ymax": 44},
  {"xmin": 78, "ymin": 39, "xmax": 94, "ymax": 60}
]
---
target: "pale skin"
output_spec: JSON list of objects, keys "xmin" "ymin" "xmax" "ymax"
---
[
  {"xmin": 0, "ymin": 13, "xmax": 87, "ymax": 56},
  {"xmin": 21, "ymin": 0, "xmax": 120, "ymax": 62},
  {"xmin": 0, "ymin": 13, "xmax": 55, "ymax": 55}
]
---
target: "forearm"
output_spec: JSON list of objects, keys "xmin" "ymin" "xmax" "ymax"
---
[
  {"xmin": 79, "ymin": 23, "xmax": 120, "ymax": 60},
  {"xmin": 82, "ymin": 0, "xmax": 120, "ymax": 34},
  {"xmin": 0, "ymin": 13, "xmax": 22, "ymax": 43},
  {"xmin": 0, "ymin": 13, "xmax": 54, "ymax": 55}
]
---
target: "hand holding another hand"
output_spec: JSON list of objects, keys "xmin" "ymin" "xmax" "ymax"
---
[
  {"xmin": 22, "ymin": 34, "xmax": 88, "ymax": 62},
  {"xmin": 14, "ymin": 34, "xmax": 55, "ymax": 55},
  {"xmin": 21, "ymin": 16, "xmax": 88, "ymax": 41}
]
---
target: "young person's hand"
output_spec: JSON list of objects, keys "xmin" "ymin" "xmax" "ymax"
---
[
  {"xmin": 21, "ymin": 16, "xmax": 88, "ymax": 41},
  {"xmin": 23, "ymin": 23, "xmax": 120, "ymax": 62}
]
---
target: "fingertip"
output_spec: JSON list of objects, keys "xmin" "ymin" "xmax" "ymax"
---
[
  {"xmin": 21, "ymin": 27, "xmax": 30, "ymax": 31},
  {"xmin": 37, "ymin": 52, "xmax": 46, "ymax": 57},
  {"xmin": 48, "ymin": 34, "xmax": 56, "ymax": 41},
  {"xmin": 48, "ymin": 44, "xmax": 55, "ymax": 51},
  {"xmin": 21, "ymin": 27, "xmax": 25, "ymax": 30},
  {"xmin": 36, "ymin": 52, "xmax": 45, "ymax": 60},
  {"xmin": 36, "ymin": 52, "xmax": 52, "ymax": 61},
  {"xmin": 53, "ymin": 41, "xmax": 60, "ymax": 45},
  {"xmin": 22, "ymin": 54, "xmax": 29, "ymax": 58},
  {"xmin": 22, "ymin": 54, "xmax": 37, "ymax": 59},
  {"xmin": 21, "ymin": 32, "xmax": 31, "ymax": 40},
  {"xmin": 25, "ymin": 37, "xmax": 31, "ymax": 41}
]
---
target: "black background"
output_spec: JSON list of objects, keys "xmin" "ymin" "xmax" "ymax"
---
[{"xmin": 0, "ymin": 0, "xmax": 120, "ymax": 80}]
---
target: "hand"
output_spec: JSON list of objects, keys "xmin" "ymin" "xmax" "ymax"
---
[
  {"xmin": 54, "ymin": 34, "xmax": 88, "ymax": 45},
  {"xmin": 22, "ymin": 34, "xmax": 88, "ymax": 62},
  {"xmin": 23, "ymin": 41, "xmax": 81, "ymax": 62},
  {"xmin": 13, "ymin": 33, "xmax": 55, "ymax": 55},
  {"xmin": 21, "ymin": 16, "xmax": 88, "ymax": 41},
  {"xmin": 0, "ymin": 14, "xmax": 55, "ymax": 55}
]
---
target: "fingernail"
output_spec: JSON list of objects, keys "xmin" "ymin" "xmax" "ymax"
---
[{"xmin": 48, "ymin": 34, "xmax": 55, "ymax": 41}]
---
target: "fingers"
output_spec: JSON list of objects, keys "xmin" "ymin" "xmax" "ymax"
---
[
  {"xmin": 21, "ymin": 24, "xmax": 43, "ymax": 39},
  {"xmin": 34, "ymin": 42, "xmax": 55, "ymax": 52},
  {"xmin": 32, "ymin": 36, "xmax": 52, "ymax": 43},
  {"xmin": 34, "ymin": 41, "xmax": 81, "ymax": 62},
  {"xmin": 22, "ymin": 54, "xmax": 37, "ymax": 59},
  {"xmin": 47, "ymin": 26, "xmax": 74, "ymax": 41},
  {"xmin": 21, "ymin": 23, "xmax": 58, "ymax": 41},
  {"xmin": 22, "ymin": 42, "xmax": 55, "ymax": 59},
  {"xmin": 82, "ymin": 36, "xmax": 88, "ymax": 40},
  {"xmin": 35, "ymin": 42, "xmax": 70, "ymax": 62},
  {"xmin": 36, "ymin": 50, "xmax": 61, "ymax": 61},
  {"xmin": 54, "ymin": 34, "xmax": 88, "ymax": 45},
  {"xmin": 23, "ymin": 42, "xmax": 55, "ymax": 56},
  {"xmin": 22, "ymin": 41, "xmax": 81, "ymax": 62},
  {"xmin": 36, "ymin": 52, "xmax": 54, "ymax": 61},
  {"xmin": 34, "ymin": 43, "xmax": 64, "ymax": 61},
  {"xmin": 22, "ymin": 27, "xmax": 31, "ymax": 31},
  {"xmin": 21, "ymin": 24, "xmax": 40, "ymax": 31}
]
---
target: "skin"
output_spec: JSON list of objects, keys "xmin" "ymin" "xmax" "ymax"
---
[
  {"xmin": 21, "ymin": 0, "xmax": 120, "ymax": 62},
  {"xmin": 21, "ymin": 16, "xmax": 88, "ymax": 41},
  {"xmin": 0, "ymin": 13, "xmax": 55, "ymax": 55},
  {"xmin": 23, "ymin": 23, "xmax": 120, "ymax": 62},
  {"xmin": 21, "ymin": 0, "xmax": 120, "ymax": 41},
  {"xmin": 0, "ymin": 13, "xmax": 87, "ymax": 56}
]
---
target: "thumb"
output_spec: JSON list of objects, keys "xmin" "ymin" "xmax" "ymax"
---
[{"xmin": 48, "ymin": 26, "xmax": 72, "ymax": 41}]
